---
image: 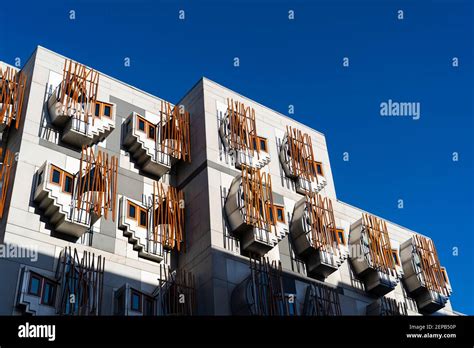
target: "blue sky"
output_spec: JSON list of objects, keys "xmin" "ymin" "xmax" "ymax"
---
[{"xmin": 2, "ymin": 0, "xmax": 473, "ymax": 314}]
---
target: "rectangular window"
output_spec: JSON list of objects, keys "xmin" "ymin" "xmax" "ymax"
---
[
  {"xmin": 128, "ymin": 201, "xmax": 137, "ymax": 220},
  {"xmin": 41, "ymin": 280, "xmax": 56, "ymax": 307},
  {"xmin": 259, "ymin": 137, "xmax": 268, "ymax": 152},
  {"xmin": 441, "ymin": 268, "xmax": 448, "ymax": 283},
  {"xmin": 50, "ymin": 167, "xmax": 62, "ymax": 185},
  {"xmin": 95, "ymin": 103, "xmax": 101, "ymax": 117},
  {"xmin": 275, "ymin": 205, "xmax": 285, "ymax": 223},
  {"xmin": 144, "ymin": 297, "xmax": 154, "ymax": 316},
  {"xmin": 130, "ymin": 290, "xmax": 142, "ymax": 312},
  {"xmin": 333, "ymin": 228, "xmax": 346, "ymax": 245},
  {"xmin": 28, "ymin": 274, "xmax": 42, "ymax": 297},
  {"xmin": 139, "ymin": 208, "xmax": 147, "ymax": 228},
  {"xmin": 392, "ymin": 249, "xmax": 400, "ymax": 266},
  {"xmin": 103, "ymin": 104, "xmax": 112, "ymax": 117},
  {"xmin": 63, "ymin": 173, "xmax": 73, "ymax": 194},
  {"xmin": 148, "ymin": 124, "xmax": 156, "ymax": 140},
  {"xmin": 314, "ymin": 161, "xmax": 323, "ymax": 176},
  {"xmin": 137, "ymin": 117, "xmax": 146, "ymax": 132}
]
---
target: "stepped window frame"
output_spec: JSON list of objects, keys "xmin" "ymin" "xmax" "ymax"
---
[{"xmin": 94, "ymin": 101, "xmax": 113, "ymax": 118}]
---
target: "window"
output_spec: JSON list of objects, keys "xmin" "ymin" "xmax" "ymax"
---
[
  {"xmin": 130, "ymin": 290, "xmax": 142, "ymax": 312},
  {"xmin": 139, "ymin": 208, "xmax": 148, "ymax": 228},
  {"xmin": 275, "ymin": 205, "xmax": 285, "ymax": 223},
  {"xmin": 441, "ymin": 267, "xmax": 448, "ymax": 284},
  {"xmin": 259, "ymin": 137, "xmax": 268, "ymax": 152},
  {"xmin": 391, "ymin": 249, "xmax": 400, "ymax": 266},
  {"xmin": 128, "ymin": 201, "xmax": 137, "ymax": 219},
  {"xmin": 137, "ymin": 117, "xmax": 146, "ymax": 132},
  {"xmin": 333, "ymin": 228, "xmax": 346, "ymax": 245},
  {"xmin": 28, "ymin": 274, "xmax": 42, "ymax": 296},
  {"xmin": 95, "ymin": 103, "xmax": 101, "ymax": 117},
  {"xmin": 314, "ymin": 161, "xmax": 324, "ymax": 176},
  {"xmin": 103, "ymin": 104, "xmax": 111, "ymax": 117},
  {"xmin": 51, "ymin": 167, "xmax": 61, "ymax": 185},
  {"xmin": 41, "ymin": 280, "xmax": 56, "ymax": 306},
  {"xmin": 63, "ymin": 174, "xmax": 73, "ymax": 194},
  {"xmin": 144, "ymin": 296, "xmax": 154, "ymax": 316},
  {"xmin": 148, "ymin": 124, "xmax": 156, "ymax": 140}
]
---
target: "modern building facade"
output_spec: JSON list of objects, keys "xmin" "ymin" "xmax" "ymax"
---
[{"xmin": 0, "ymin": 46, "xmax": 455, "ymax": 316}]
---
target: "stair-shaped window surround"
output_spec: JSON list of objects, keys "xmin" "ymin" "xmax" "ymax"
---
[
  {"xmin": 122, "ymin": 102, "xmax": 191, "ymax": 178},
  {"xmin": 16, "ymin": 267, "xmax": 58, "ymax": 315},
  {"xmin": 33, "ymin": 147, "xmax": 118, "ymax": 238},
  {"xmin": 47, "ymin": 59, "xmax": 115, "ymax": 148},
  {"xmin": 0, "ymin": 66, "xmax": 26, "ymax": 131},
  {"xmin": 118, "ymin": 182, "xmax": 185, "ymax": 262},
  {"xmin": 290, "ymin": 193, "xmax": 347, "ymax": 278},
  {"xmin": 349, "ymin": 214, "xmax": 403, "ymax": 296},
  {"xmin": 218, "ymin": 98, "xmax": 270, "ymax": 169},
  {"xmin": 399, "ymin": 234, "xmax": 452, "ymax": 313},
  {"xmin": 279, "ymin": 126, "xmax": 326, "ymax": 195}
]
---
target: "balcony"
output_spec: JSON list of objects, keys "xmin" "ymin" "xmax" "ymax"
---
[
  {"xmin": 400, "ymin": 235, "xmax": 452, "ymax": 313},
  {"xmin": 123, "ymin": 102, "xmax": 191, "ymax": 178},
  {"xmin": 218, "ymin": 99, "xmax": 270, "ymax": 169},
  {"xmin": 290, "ymin": 193, "xmax": 347, "ymax": 279},
  {"xmin": 225, "ymin": 166, "xmax": 287, "ymax": 256},
  {"xmin": 33, "ymin": 147, "xmax": 118, "ymax": 238},
  {"xmin": 0, "ymin": 66, "xmax": 26, "ymax": 133},
  {"xmin": 279, "ymin": 126, "xmax": 326, "ymax": 195},
  {"xmin": 47, "ymin": 59, "xmax": 115, "ymax": 148},
  {"xmin": 349, "ymin": 214, "xmax": 403, "ymax": 296}
]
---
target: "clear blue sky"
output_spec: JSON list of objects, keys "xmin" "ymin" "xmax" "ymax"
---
[{"xmin": 2, "ymin": 0, "xmax": 473, "ymax": 314}]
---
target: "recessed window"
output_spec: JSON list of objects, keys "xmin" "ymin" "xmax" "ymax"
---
[
  {"xmin": 391, "ymin": 249, "xmax": 400, "ymax": 266},
  {"xmin": 148, "ymin": 124, "xmax": 156, "ymax": 140},
  {"xmin": 128, "ymin": 202, "xmax": 137, "ymax": 219},
  {"xmin": 51, "ymin": 168, "xmax": 61, "ymax": 185},
  {"xmin": 441, "ymin": 267, "xmax": 448, "ymax": 284},
  {"xmin": 138, "ymin": 117, "xmax": 146, "ymax": 132},
  {"xmin": 314, "ymin": 161, "xmax": 323, "ymax": 176},
  {"xmin": 28, "ymin": 274, "xmax": 42, "ymax": 296},
  {"xmin": 144, "ymin": 296, "xmax": 154, "ymax": 316},
  {"xmin": 259, "ymin": 137, "xmax": 268, "ymax": 152},
  {"xmin": 103, "ymin": 105, "xmax": 111, "ymax": 117},
  {"xmin": 131, "ymin": 290, "xmax": 142, "ymax": 312},
  {"xmin": 333, "ymin": 228, "xmax": 346, "ymax": 245},
  {"xmin": 63, "ymin": 174, "xmax": 73, "ymax": 194},
  {"xmin": 41, "ymin": 280, "xmax": 56, "ymax": 307},
  {"xmin": 139, "ymin": 208, "xmax": 147, "ymax": 228},
  {"xmin": 95, "ymin": 103, "xmax": 101, "ymax": 117},
  {"xmin": 275, "ymin": 205, "xmax": 285, "ymax": 223}
]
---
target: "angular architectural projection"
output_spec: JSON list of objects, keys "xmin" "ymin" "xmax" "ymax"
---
[
  {"xmin": 118, "ymin": 182, "xmax": 185, "ymax": 262},
  {"xmin": 123, "ymin": 100, "xmax": 191, "ymax": 178},
  {"xmin": 56, "ymin": 247, "xmax": 105, "ymax": 316},
  {"xmin": 225, "ymin": 165, "xmax": 287, "ymax": 255},
  {"xmin": 349, "ymin": 214, "xmax": 403, "ymax": 296},
  {"xmin": 33, "ymin": 146, "xmax": 118, "ymax": 237},
  {"xmin": 0, "ymin": 47, "xmax": 458, "ymax": 317},
  {"xmin": 47, "ymin": 59, "xmax": 115, "ymax": 147},
  {"xmin": 218, "ymin": 98, "xmax": 270, "ymax": 169},
  {"xmin": 400, "ymin": 235, "xmax": 452, "ymax": 313},
  {"xmin": 290, "ymin": 193, "xmax": 347, "ymax": 279},
  {"xmin": 279, "ymin": 126, "xmax": 326, "ymax": 194},
  {"xmin": 0, "ymin": 65, "xmax": 26, "ymax": 132}
]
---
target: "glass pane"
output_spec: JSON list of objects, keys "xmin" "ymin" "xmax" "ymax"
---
[
  {"xmin": 104, "ymin": 105, "xmax": 111, "ymax": 117},
  {"xmin": 148, "ymin": 126, "xmax": 155, "ymax": 140},
  {"xmin": 338, "ymin": 231, "xmax": 344, "ymax": 244},
  {"xmin": 277, "ymin": 208, "xmax": 284, "ymax": 221},
  {"xmin": 140, "ymin": 210, "xmax": 147, "ymax": 226},
  {"xmin": 128, "ymin": 204, "xmax": 136, "ymax": 218},
  {"xmin": 64, "ymin": 176, "xmax": 73, "ymax": 193},
  {"xmin": 138, "ymin": 119, "xmax": 145, "ymax": 131},
  {"xmin": 95, "ymin": 103, "xmax": 100, "ymax": 116},
  {"xmin": 52, "ymin": 169, "xmax": 61, "ymax": 184},
  {"xmin": 29, "ymin": 276, "xmax": 41, "ymax": 296},
  {"xmin": 131, "ymin": 292, "xmax": 141, "ymax": 311},
  {"xmin": 260, "ymin": 139, "xmax": 266, "ymax": 151}
]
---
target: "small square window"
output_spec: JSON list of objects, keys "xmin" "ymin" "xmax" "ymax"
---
[
  {"xmin": 51, "ymin": 168, "xmax": 61, "ymax": 184},
  {"xmin": 63, "ymin": 174, "xmax": 73, "ymax": 194},
  {"xmin": 148, "ymin": 125, "xmax": 156, "ymax": 140},
  {"xmin": 139, "ymin": 209, "xmax": 147, "ymax": 227},
  {"xmin": 41, "ymin": 280, "xmax": 56, "ymax": 307},
  {"xmin": 131, "ymin": 290, "xmax": 142, "ymax": 312},
  {"xmin": 103, "ymin": 105, "xmax": 111, "ymax": 117},
  {"xmin": 28, "ymin": 274, "xmax": 42, "ymax": 297},
  {"xmin": 128, "ymin": 202, "xmax": 137, "ymax": 219},
  {"xmin": 138, "ymin": 118, "xmax": 146, "ymax": 132}
]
